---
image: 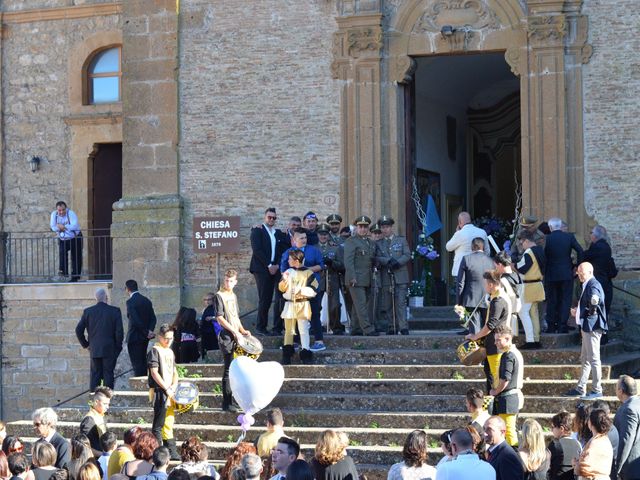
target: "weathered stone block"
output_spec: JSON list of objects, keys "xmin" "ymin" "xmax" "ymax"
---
[
  {"xmin": 13, "ymin": 372, "xmax": 49, "ymax": 384},
  {"xmin": 124, "ymin": 59, "xmax": 176, "ymax": 83},
  {"xmin": 122, "ymin": 167, "xmax": 179, "ymax": 198},
  {"xmin": 20, "ymin": 345, "xmax": 49, "ymax": 358}
]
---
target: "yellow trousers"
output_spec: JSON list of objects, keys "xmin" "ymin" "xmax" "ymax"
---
[
  {"xmin": 486, "ymin": 353, "xmax": 503, "ymax": 389},
  {"xmin": 162, "ymin": 403, "xmax": 175, "ymax": 441},
  {"xmin": 499, "ymin": 413, "xmax": 518, "ymax": 446}
]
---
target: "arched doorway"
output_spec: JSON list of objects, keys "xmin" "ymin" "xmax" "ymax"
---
[{"xmin": 332, "ymin": 0, "xmax": 592, "ymax": 240}]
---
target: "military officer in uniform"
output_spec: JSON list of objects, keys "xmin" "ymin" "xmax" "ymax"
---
[
  {"xmin": 326, "ymin": 214, "xmax": 344, "ymax": 245},
  {"xmin": 344, "ymin": 216, "xmax": 379, "ymax": 336},
  {"xmin": 369, "ymin": 223, "xmax": 386, "ymax": 333},
  {"xmin": 317, "ymin": 223, "xmax": 346, "ymax": 335},
  {"xmin": 375, "ymin": 216, "xmax": 411, "ymax": 335}
]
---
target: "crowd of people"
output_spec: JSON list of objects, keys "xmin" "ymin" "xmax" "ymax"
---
[{"xmin": 2, "ymin": 380, "xmax": 640, "ymax": 480}]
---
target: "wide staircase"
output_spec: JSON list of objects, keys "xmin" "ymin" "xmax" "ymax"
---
[{"xmin": 10, "ymin": 306, "xmax": 640, "ymax": 478}]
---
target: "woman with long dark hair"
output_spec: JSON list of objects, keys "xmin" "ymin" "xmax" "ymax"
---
[
  {"xmin": 387, "ymin": 430, "xmax": 436, "ymax": 480},
  {"xmin": 171, "ymin": 307, "xmax": 200, "ymax": 363}
]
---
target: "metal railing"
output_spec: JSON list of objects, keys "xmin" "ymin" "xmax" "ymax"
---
[{"xmin": 3, "ymin": 229, "xmax": 113, "ymax": 283}]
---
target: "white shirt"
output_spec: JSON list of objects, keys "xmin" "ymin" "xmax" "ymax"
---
[
  {"xmin": 446, "ymin": 223, "xmax": 489, "ymax": 276},
  {"xmin": 50, "ymin": 209, "xmax": 80, "ymax": 240},
  {"xmin": 263, "ymin": 224, "xmax": 276, "ymax": 264},
  {"xmin": 387, "ymin": 461, "xmax": 436, "ymax": 480},
  {"xmin": 437, "ymin": 452, "xmax": 496, "ymax": 480}
]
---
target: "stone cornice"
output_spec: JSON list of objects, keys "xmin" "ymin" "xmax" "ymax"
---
[
  {"xmin": 1, "ymin": 3, "xmax": 121, "ymax": 24},
  {"xmin": 63, "ymin": 112, "xmax": 122, "ymax": 126}
]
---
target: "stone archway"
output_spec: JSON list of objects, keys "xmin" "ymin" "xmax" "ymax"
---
[{"xmin": 332, "ymin": 0, "xmax": 592, "ymax": 236}]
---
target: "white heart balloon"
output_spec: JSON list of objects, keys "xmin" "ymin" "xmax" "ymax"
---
[{"xmin": 229, "ymin": 356, "xmax": 285, "ymax": 415}]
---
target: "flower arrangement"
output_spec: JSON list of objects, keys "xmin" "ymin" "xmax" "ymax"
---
[
  {"xmin": 474, "ymin": 216, "xmax": 513, "ymax": 249},
  {"xmin": 454, "ymin": 304, "xmax": 471, "ymax": 329},
  {"xmin": 411, "ymin": 234, "xmax": 439, "ymax": 305}
]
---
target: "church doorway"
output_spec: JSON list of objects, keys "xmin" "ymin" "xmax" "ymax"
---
[
  {"xmin": 410, "ymin": 52, "xmax": 521, "ymax": 301},
  {"xmin": 88, "ymin": 143, "xmax": 122, "ymax": 278}
]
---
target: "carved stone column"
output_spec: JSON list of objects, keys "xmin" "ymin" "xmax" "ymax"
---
[
  {"xmin": 332, "ymin": 13, "xmax": 384, "ymax": 223},
  {"xmin": 524, "ymin": 0, "xmax": 591, "ymax": 233}
]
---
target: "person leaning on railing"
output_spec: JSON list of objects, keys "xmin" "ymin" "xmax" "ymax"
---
[{"xmin": 50, "ymin": 200, "xmax": 83, "ymax": 282}]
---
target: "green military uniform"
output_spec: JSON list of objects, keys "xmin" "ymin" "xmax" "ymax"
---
[
  {"xmin": 511, "ymin": 215, "xmax": 546, "ymax": 263},
  {"xmin": 375, "ymin": 216, "xmax": 412, "ymax": 334},
  {"xmin": 369, "ymin": 223, "xmax": 386, "ymax": 332},
  {"xmin": 344, "ymin": 216, "xmax": 377, "ymax": 336},
  {"xmin": 317, "ymin": 224, "xmax": 345, "ymax": 334}
]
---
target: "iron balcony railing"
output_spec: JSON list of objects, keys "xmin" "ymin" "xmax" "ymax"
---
[{"xmin": 2, "ymin": 229, "xmax": 113, "ymax": 283}]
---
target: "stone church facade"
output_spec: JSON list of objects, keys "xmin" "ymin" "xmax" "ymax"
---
[{"xmin": 0, "ymin": 1, "xmax": 638, "ymax": 416}]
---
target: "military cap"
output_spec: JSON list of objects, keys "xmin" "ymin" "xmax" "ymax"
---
[
  {"xmin": 520, "ymin": 215, "xmax": 538, "ymax": 227},
  {"xmin": 369, "ymin": 223, "xmax": 382, "ymax": 234},
  {"xmin": 378, "ymin": 215, "xmax": 395, "ymax": 226},
  {"xmin": 317, "ymin": 223, "xmax": 331, "ymax": 233},
  {"xmin": 326, "ymin": 214, "xmax": 343, "ymax": 224},
  {"xmin": 354, "ymin": 215, "xmax": 372, "ymax": 226},
  {"xmin": 303, "ymin": 211, "xmax": 317, "ymax": 220}
]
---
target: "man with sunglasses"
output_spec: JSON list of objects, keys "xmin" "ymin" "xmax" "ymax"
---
[
  {"xmin": 32, "ymin": 407, "xmax": 70, "ymax": 469},
  {"xmin": 250, "ymin": 208, "xmax": 288, "ymax": 336}
]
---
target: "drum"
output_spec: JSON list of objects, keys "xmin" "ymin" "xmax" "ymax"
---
[
  {"xmin": 233, "ymin": 334, "xmax": 263, "ymax": 360},
  {"xmin": 173, "ymin": 381, "xmax": 199, "ymax": 414},
  {"xmin": 456, "ymin": 340, "xmax": 486, "ymax": 366}
]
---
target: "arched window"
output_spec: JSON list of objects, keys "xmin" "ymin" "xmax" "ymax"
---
[{"xmin": 86, "ymin": 47, "xmax": 121, "ymax": 104}]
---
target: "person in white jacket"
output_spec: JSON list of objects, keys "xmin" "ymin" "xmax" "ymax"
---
[{"xmin": 446, "ymin": 212, "xmax": 489, "ymax": 277}]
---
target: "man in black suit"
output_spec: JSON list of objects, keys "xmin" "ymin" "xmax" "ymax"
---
[
  {"xmin": 125, "ymin": 279, "xmax": 157, "ymax": 376},
  {"xmin": 484, "ymin": 416, "xmax": 524, "ymax": 480},
  {"xmin": 32, "ymin": 407, "xmax": 71, "ymax": 469},
  {"xmin": 456, "ymin": 237, "xmax": 495, "ymax": 335},
  {"xmin": 76, "ymin": 288, "xmax": 124, "ymax": 391},
  {"xmin": 249, "ymin": 208, "xmax": 288, "ymax": 336},
  {"xmin": 544, "ymin": 217, "xmax": 583, "ymax": 333},
  {"xmin": 583, "ymin": 224, "xmax": 618, "ymax": 317},
  {"xmin": 564, "ymin": 262, "xmax": 607, "ymax": 399},
  {"xmin": 614, "ymin": 374, "xmax": 640, "ymax": 480}
]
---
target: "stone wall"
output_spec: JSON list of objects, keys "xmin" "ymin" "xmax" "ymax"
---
[
  {"xmin": 0, "ymin": 282, "xmax": 113, "ymax": 421},
  {"xmin": 0, "ymin": 10, "xmax": 121, "ymax": 234},
  {"xmin": 178, "ymin": 0, "xmax": 342, "ymax": 306},
  {"xmin": 583, "ymin": 0, "xmax": 640, "ymax": 269}
]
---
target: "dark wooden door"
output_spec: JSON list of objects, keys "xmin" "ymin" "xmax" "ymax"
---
[{"xmin": 91, "ymin": 143, "xmax": 122, "ymax": 278}]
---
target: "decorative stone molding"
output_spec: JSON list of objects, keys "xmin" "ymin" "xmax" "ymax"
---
[
  {"xmin": 527, "ymin": 15, "xmax": 567, "ymax": 42},
  {"xmin": 580, "ymin": 44, "xmax": 593, "ymax": 64},
  {"xmin": 337, "ymin": 0, "xmax": 382, "ymax": 16},
  {"xmin": 390, "ymin": 55, "xmax": 417, "ymax": 84},
  {"xmin": 504, "ymin": 47, "xmax": 522, "ymax": 77},
  {"xmin": 1, "ymin": 3, "xmax": 121, "ymax": 24},
  {"xmin": 347, "ymin": 27, "xmax": 383, "ymax": 57},
  {"xmin": 63, "ymin": 113, "xmax": 122, "ymax": 126},
  {"xmin": 411, "ymin": 0, "xmax": 499, "ymax": 34}
]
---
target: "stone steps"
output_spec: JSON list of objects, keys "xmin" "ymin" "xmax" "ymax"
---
[
  {"xmin": 126, "ymin": 376, "xmax": 620, "ymax": 396},
  {"xmin": 97, "ymin": 389, "xmax": 620, "ymax": 413},
  {"xmin": 169, "ymin": 362, "xmax": 613, "ymax": 380},
  {"xmin": 252, "ymin": 331, "xmax": 582, "ymax": 350},
  {"xmin": 54, "ymin": 407, "xmax": 561, "ymax": 429},
  {"xmin": 210, "ymin": 341, "xmax": 623, "ymax": 365}
]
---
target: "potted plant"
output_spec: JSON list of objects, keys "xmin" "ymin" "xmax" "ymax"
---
[{"xmin": 408, "ymin": 281, "xmax": 425, "ymax": 307}]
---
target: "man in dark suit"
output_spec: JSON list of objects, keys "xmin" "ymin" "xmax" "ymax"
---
[
  {"xmin": 125, "ymin": 279, "xmax": 157, "ymax": 376},
  {"xmin": 32, "ymin": 407, "xmax": 71, "ymax": 469},
  {"xmin": 76, "ymin": 288, "xmax": 124, "ymax": 391},
  {"xmin": 615, "ymin": 374, "xmax": 640, "ymax": 480},
  {"xmin": 583, "ymin": 224, "xmax": 618, "ymax": 317},
  {"xmin": 544, "ymin": 217, "xmax": 583, "ymax": 333},
  {"xmin": 484, "ymin": 416, "xmax": 524, "ymax": 480},
  {"xmin": 456, "ymin": 237, "xmax": 495, "ymax": 335},
  {"xmin": 250, "ymin": 208, "xmax": 288, "ymax": 336},
  {"xmin": 564, "ymin": 262, "xmax": 607, "ymax": 399}
]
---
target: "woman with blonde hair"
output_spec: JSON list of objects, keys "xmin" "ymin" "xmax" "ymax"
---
[
  {"xmin": 518, "ymin": 419, "xmax": 551, "ymax": 479},
  {"xmin": 310, "ymin": 430, "xmax": 358, "ymax": 480},
  {"xmin": 77, "ymin": 463, "xmax": 101, "ymax": 480}
]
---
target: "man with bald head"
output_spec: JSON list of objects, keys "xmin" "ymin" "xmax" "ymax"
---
[
  {"xmin": 76, "ymin": 287, "xmax": 124, "ymax": 391},
  {"xmin": 484, "ymin": 416, "xmax": 524, "ymax": 480},
  {"xmin": 564, "ymin": 261, "xmax": 608, "ymax": 399},
  {"xmin": 446, "ymin": 212, "xmax": 489, "ymax": 277}
]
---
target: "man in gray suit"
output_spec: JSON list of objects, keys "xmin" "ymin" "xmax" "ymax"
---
[
  {"xmin": 456, "ymin": 237, "xmax": 495, "ymax": 335},
  {"xmin": 615, "ymin": 374, "xmax": 640, "ymax": 480}
]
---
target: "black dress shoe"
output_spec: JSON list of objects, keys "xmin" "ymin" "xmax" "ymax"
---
[
  {"xmin": 400, "ymin": 329, "xmax": 409, "ymax": 336},
  {"xmin": 351, "ymin": 331, "xmax": 364, "ymax": 336},
  {"xmin": 520, "ymin": 342, "xmax": 536, "ymax": 350},
  {"xmin": 332, "ymin": 330, "xmax": 345, "ymax": 335},
  {"xmin": 387, "ymin": 329, "xmax": 397, "ymax": 335},
  {"xmin": 365, "ymin": 331, "xmax": 380, "ymax": 337}
]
